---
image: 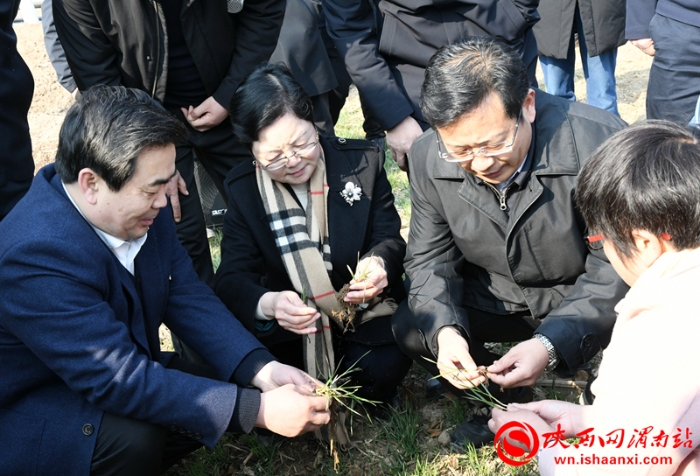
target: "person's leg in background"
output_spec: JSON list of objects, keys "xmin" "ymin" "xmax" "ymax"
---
[
  {"xmin": 646, "ymin": 14, "xmax": 700, "ymax": 124},
  {"xmin": 575, "ymin": 5, "xmax": 619, "ymax": 115},
  {"xmin": 171, "ymin": 143, "xmax": 216, "ymax": 287},
  {"xmin": 539, "ymin": 29, "xmax": 577, "ymax": 102}
]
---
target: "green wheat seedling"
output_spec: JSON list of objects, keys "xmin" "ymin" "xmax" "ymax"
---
[
  {"xmin": 422, "ymin": 357, "xmax": 507, "ymax": 411},
  {"xmin": 346, "ymin": 253, "xmax": 375, "ymax": 304},
  {"xmin": 315, "ymin": 351, "xmax": 380, "ymax": 417},
  {"xmin": 315, "ymin": 359, "xmax": 380, "ymax": 416}
]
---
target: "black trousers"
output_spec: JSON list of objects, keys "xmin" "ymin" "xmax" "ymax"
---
[
  {"xmin": 169, "ymin": 108, "xmax": 250, "ymax": 287},
  {"xmin": 90, "ymin": 356, "xmax": 219, "ymax": 476},
  {"xmin": 391, "ymin": 300, "xmax": 539, "ymax": 390},
  {"xmin": 0, "ymin": 176, "xmax": 32, "ymax": 222},
  {"xmin": 646, "ymin": 14, "xmax": 700, "ymax": 124}
]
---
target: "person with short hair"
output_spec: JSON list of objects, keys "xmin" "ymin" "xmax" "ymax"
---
[
  {"xmin": 52, "ymin": 0, "xmax": 285, "ymax": 287},
  {"xmin": 214, "ymin": 63, "xmax": 411, "ymax": 418},
  {"xmin": 490, "ymin": 121, "xmax": 700, "ymax": 475},
  {"xmin": 0, "ymin": 85, "xmax": 330, "ymax": 476},
  {"xmin": 393, "ymin": 38, "xmax": 628, "ymax": 448}
]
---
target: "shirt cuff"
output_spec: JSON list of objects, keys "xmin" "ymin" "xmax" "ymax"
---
[
  {"xmin": 256, "ymin": 300, "xmax": 274, "ymax": 321},
  {"xmin": 227, "ymin": 387, "xmax": 261, "ymax": 434},
  {"xmin": 231, "ymin": 348, "xmax": 276, "ymax": 386}
]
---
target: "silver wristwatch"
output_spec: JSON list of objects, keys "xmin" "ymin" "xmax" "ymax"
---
[{"xmin": 534, "ymin": 333, "xmax": 559, "ymax": 371}]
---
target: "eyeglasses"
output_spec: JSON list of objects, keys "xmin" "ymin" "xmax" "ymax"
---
[
  {"xmin": 585, "ymin": 232, "xmax": 672, "ymax": 251},
  {"xmin": 436, "ymin": 110, "xmax": 522, "ymax": 163},
  {"xmin": 585, "ymin": 234, "xmax": 605, "ymax": 251},
  {"xmin": 254, "ymin": 136, "xmax": 319, "ymax": 171}
]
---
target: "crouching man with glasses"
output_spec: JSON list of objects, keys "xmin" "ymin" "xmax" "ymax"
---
[{"xmin": 392, "ymin": 37, "xmax": 629, "ymax": 448}]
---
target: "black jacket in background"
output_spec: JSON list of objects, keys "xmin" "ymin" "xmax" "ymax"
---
[
  {"xmin": 324, "ymin": 0, "xmax": 540, "ymax": 130},
  {"xmin": 534, "ymin": 0, "xmax": 626, "ymax": 59},
  {"xmin": 0, "ymin": 0, "xmax": 34, "ymax": 221},
  {"xmin": 52, "ymin": 0, "xmax": 285, "ymax": 109},
  {"xmin": 404, "ymin": 91, "xmax": 629, "ymax": 374}
]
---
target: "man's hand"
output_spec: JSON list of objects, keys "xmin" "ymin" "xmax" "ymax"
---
[
  {"xmin": 259, "ymin": 291, "xmax": 320, "ymax": 335},
  {"xmin": 165, "ymin": 170, "xmax": 188, "ymax": 223},
  {"xmin": 435, "ymin": 327, "xmax": 486, "ymax": 389},
  {"xmin": 487, "ymin": 338, "xmax": 550, "ymax": 388},
  {"xmin": 181, "ymin": 96, "xmax": 229, "ymax": 132},
  {"xmin": 631, "ymin": 38, "xmax": 656, "ymax": 56},
  {"xmin": 489, "ymin": 400, "xmax": 584, "ymax": 446},
  {"xmin": 256, "ymin": 384, "xmax": 331, "ymax": 437},
  {"xmin": 386, "ymin": 115, "xmax": 423, "ymax": 171},
  {"xmin": 250, "ymin": 361, "xmax": 320, "ymax": 393},
  {"xmin": 345, "ymin": 256, "xmax": 388, "ymax": 303}
]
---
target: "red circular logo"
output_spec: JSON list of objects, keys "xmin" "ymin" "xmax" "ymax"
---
[{"xmin": 494, "ymin": 421, "xmax": 540, "ymax": 466}]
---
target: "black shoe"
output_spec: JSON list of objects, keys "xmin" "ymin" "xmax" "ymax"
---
[
  {"xmin": 450, "ymin": 413, "xmax": 494, "ymax": 449},
  {"xmin": 425, "ymin": 377, "xmax": 447, "ymax": 400},
  {"xmin": 368, "ymin": 392, "xmax": 404, "ymax": 420}
]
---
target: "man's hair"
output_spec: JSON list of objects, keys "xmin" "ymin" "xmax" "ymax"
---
[
  {"xmin": 420, "ymin": 37, "xmax": 530, "ymax": 128},
  {"xmin": 229, "ymin": 63, "xmax": 314, "ymax": 148},
  {"xmin": 576, "ymin": 120, "xmax": 700, "ymax": 259},
  {"xmin": 55, "ymin": 85, "xmax": 187, "ymax": 191}
]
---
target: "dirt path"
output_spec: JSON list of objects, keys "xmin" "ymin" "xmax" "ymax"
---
[{"xmin": 15, "ymin": 22, "xmax": 653, "ymax": 171}]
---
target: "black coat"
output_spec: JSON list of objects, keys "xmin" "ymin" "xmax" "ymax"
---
[
  {"xmin": 214, "ymin": 136, "xmax": 406, "ymax": 346},
  {"xmin": 0, "ymin": 0, "xmax": 34, "ymax": 221},
  {"xmin": 269, "ymin": 0, "xmax": 336, "ymax": 98},
  {"xmin": 52, "ymin": 0, "xmax": 284, "ymax": 108},
  {"xmin": 534, "ymin": 0, "xmax": 626, "ymax": 58},
  {"xmin": 324, "ymin": 0, "xmax": 540, "ymax": 129},
  {"xmin": 404, "ymin": 91, "xmax": 629, "ymax": 374}
]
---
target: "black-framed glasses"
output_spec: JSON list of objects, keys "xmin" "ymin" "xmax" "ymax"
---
[
  {"xmin": 436, "ymin": 110, "xmax": 522, "ymax": 163},
  {"xmin": 585, "ymin": 234, "xmax": 605, "ymax": 251},
  {"xmin": 254, "ymin": 134, "xmax": 319, "ymax": 171}
]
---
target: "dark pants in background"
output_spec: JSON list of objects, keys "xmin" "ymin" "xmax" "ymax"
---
[
  {"xmin": 170, "ymin": 108, "xmax": 250, "ymax": 287},
  {"xmin": 646, "ymin": 14, "xmax": 700, "ymax": 124}
]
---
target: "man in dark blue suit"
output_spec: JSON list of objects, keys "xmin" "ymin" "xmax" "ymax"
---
[{"xmin": 0, "ymin": 85, "xmax": 330, "ymax": 476}]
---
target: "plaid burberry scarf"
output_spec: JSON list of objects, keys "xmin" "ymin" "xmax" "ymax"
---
[{"xmin": 255, "ymin": 156, "xmax": 342, "ymax": 383}]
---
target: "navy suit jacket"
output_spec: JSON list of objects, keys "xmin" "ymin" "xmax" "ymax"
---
[{"xmin": 0, "ymin": 165, "xmax": 268, "ymax": 475}]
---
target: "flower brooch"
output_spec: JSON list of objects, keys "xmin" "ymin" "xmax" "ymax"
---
[{"xmin": 340, "ymin": 182, "xmax": 362, "ymax": 206}]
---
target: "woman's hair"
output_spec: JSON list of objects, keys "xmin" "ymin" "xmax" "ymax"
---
[
  {"xmin": 229, "ymin": 63, "xmax": 314, "ymax": 148},
  {"xmin": 576, "ymin": 120, "xmax": 700, "ymax": 259}
]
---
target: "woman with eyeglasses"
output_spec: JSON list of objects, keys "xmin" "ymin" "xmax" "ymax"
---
[{"xmin": 214, "ymin": 63, "xmax": 412, "ymax": 416}]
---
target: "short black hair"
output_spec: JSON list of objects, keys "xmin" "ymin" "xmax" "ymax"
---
[
  {"xmin": 420, "ymin": 37, "xmax": 530, "ymax": 128},
  {"xmin": 576, "ymin": 120, "xmax": 700, "ymax": 259},
  {"xmin": 55, "ymin": 85, "xmax": 187, "ymax": 191},
  {"xmin": 229, "ymin": 63, "xmax": 314, "ymax": 148}
]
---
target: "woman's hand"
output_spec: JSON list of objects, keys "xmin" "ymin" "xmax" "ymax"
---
[
  {"xmin": 344, "ymin": 256, "xmax": 388, "ymax": 303},
  {"xmin": 260, "ymin": 291, "xmax": 320, "ymax": 335}
]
